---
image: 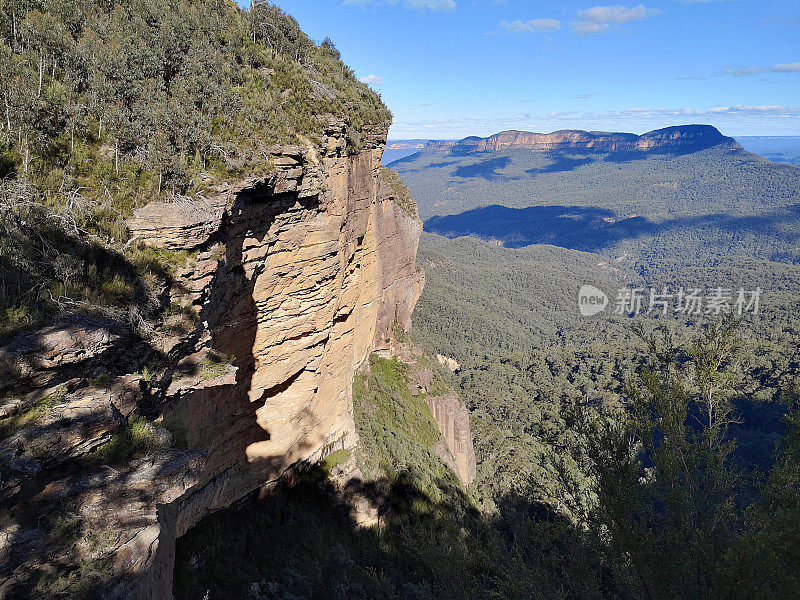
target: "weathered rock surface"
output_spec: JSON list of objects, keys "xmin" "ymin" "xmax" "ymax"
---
[
  {"xmin": 426, "ymin": 392, "xmax": 476, "ymax": 485},
  {"xmin": 396, "ymin": 344, "xmax": 476, "ymax": 485},
  {"xmin": 427, "ymin": 125, "xmax": 738, "ymax": 155},
  {"xmin": 0, "ymin": 121, "xmax": 436, "ymax": 598},
  {"xmin": 0, "ymin": 318, "xmax": 124, "ymax": 387},
  {"xmin": 436, "ymin": 354, "xmax": 460, "ymax": 374}
]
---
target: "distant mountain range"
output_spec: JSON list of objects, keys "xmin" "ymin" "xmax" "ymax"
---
[
  {"xmin": 389, "ymin": 123, "xmax": 800, "ymax": 275},
  {"xmin": 386, "ymin": 128, "xmax": 800, "ymax": 167},
  {"xmin": 425, "ymin": 125, "xmax": 738, "ymax": 155}
]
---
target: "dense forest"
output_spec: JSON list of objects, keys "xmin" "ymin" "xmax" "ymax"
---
[
  {"xmin": 2, "ymin": 1, "xmax": 799, "ymax": 599},
  {"xmin": 0, "ymin": 0, "xmax": 389, "ymax": 337},
  {"xmin": 174, "ymin": 324, "xmax": 800, "ymax": 599},
  {"xmin": 394, "ymin": 135, "xmax": 800, "ymax": 597},
  {"xmin": 413, "ymin": 233, "xmax": 800, "ymax": 506}
]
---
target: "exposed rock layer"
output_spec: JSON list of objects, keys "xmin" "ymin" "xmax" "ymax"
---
[
  {"xmin": 427, "ymin": 125, "xmax": 738, "ymax": 155},
  {"xmin": 426, "ymin": 393, "xmax": 476, "ymax": 484},
  {"xmin": 0, "ymin": 123, "xmax": 441, "ymax": 599}
]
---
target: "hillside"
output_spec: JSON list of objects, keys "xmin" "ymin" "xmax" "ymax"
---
[
  {"xmin": 0, "ymin": 0, "xmax": 390, "ymax": 337},
  {"xmin": 0, "ymin": 2, "xmax": 446, "ymax": 598},
  {"xmin": 392, "ymin": 126, "xmax": 800, "ymax": 281}
]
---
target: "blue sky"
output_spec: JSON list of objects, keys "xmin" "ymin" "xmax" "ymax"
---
[{"xmin": 240, "ymin": 1, "xmax": 800, "ymax": 139}]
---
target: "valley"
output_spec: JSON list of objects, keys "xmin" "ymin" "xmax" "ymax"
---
[
  {"xmin": 398, "ymin": 126, "xmax": 800, "ymax": 527},
  {"xmin": 1, "ymin": 1, "xmax": 799, "ymax": 599}
]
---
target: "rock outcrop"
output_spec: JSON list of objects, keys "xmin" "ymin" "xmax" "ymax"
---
[
  {"xmin": 427, "ymin": 125, "xmax": 738, "ymax": 155},
  {"xmin": 400, "ymin": 348, "xmax": 476, "ymax": 485},
  {"xmin": 436, "ymin": 354, "xmax": 460, "ymax": 374},
  {"xmin": 425, "ymin": 393, "xmax": 476, "ymax": 485},
  {"xmin": 0, "ymin": 121, "xmax": 439, "ymax": 599}
]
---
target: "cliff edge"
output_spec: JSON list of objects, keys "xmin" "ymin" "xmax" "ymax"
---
[
  {"xmin": 0, "ymin": 120, "xmax": 439, "ymax": 599},
  {"xmin": 427, "ymin": 125, "xmax": 739, "ymax": 155}
]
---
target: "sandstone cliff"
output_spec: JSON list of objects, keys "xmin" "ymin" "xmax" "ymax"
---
[
  {"xmin": 428, "ymin": 125, "xmax": 738, "ymax": 155},
  {"xmin": 425, "ymin": 392, "xmax": 477, "ymax": 484},
  {"xmin": 402, "ymin": 349, "xmax": 476, "ymax": 485},
  {"xmin": 0, "ymin": 121, "xmax": 462, "ymax": 599}
]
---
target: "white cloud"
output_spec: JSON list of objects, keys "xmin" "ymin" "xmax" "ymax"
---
[
  {"xmin": 771, "ymin": 61, "xmax": 800, "ymax": 73},
  {"xmin": 721, "ymin": 66, "xmax": 767, "ymax": 77},
  {"xmin": 359, "ymin": 74, "xmax": 385, "ymax": 85},
  {"xmin": 572, "ymin": 21, "xmax": 611, "ymax": 35},
  {"xmin": 578, "ymin": 4, "xmax": 659, "ymax": 23},
  {"xmin": 612, "ymin": 105, "xmax": 800, "ymax": 118},
  {"xmin": 344, "ymin": 0, "xmax": 456, "ymax": 10},
  {"xmin": 571, "ymin": 4, "xmax": 659, "ymax": 35},
  {"xmin": 499, "ymin": 18, "xmax": 562, "ymax": 34},
  {"xmin": 717, "ymin": 62, "xmax": 800, "ymax": 76},
  {"xmin": 390, "ymin": 104, "xmax": 800, "ymax": 138}
]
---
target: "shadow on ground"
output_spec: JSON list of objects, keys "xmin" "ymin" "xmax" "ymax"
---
[
  {"xmin": 424, "ymin": 204, "xmax": 800, "ymax": 253},
  {"xmin": 173, "ymin": 466, "xmax": 611, "ymax": 600}
]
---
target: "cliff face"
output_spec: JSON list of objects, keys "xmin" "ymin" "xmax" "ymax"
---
[
  {"xmin": 428, "ymin": 125, "xmax": 738, "ymax": 154},
  {"xmin": 155, "ymin": 125, "xmax": 427, "ymax": 544},
  {"xmin": 0, "ymin": 123, "xmax": 434, "ymax": 599},
  {"xmin": 426, "ymin": 393, "xmax": 477, "ymax": 484}
]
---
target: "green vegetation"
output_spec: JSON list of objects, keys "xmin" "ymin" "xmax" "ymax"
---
[
  {"xmin": 353, "ymin": 355, "xmax": 456, "ymax": 498},
  {"xmin": 175, "ymin": 322, "xmax": 800, "ymax": 599},
  {"xmin": 197, "ymin": 351, "xmax": 234, "ymax": 381},
  {"xmin": 89, "ymin": 415, "xmax": 158, "ymax": 465},
  {"xmin": 413, "ymin": 232, "xmax": 800, "ymax": 513},
  {"xmin": 579, "ymin": 321, "xmax": 800, "ymax": 599},
  {"xmin": 395, "ymin": 145, "xmax": 800, "ymax": 274},
  {"xmin": 0, "ymin": 383, "xmax": 68, "ymax": 437},
  {"xmin": 381, "ymin": 166, "xmax": 417, "ymax": 217},
  {"xmin": 0, "ymin": 0, "xmax": 390, "ymax": 336},
  {"xmin": 319, "ymin": 448, "xmax": 351, "ymax": 475},
  {"xmin": 402, "ymin": 134, "xmax": 800, "ymax": 514}
]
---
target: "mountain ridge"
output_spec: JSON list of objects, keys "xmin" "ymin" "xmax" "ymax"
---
[{"xmin": 424, "ymin": 124, "xmax": 739, "ymax": 155}]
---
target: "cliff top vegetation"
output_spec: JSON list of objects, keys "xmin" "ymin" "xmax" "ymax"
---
[{"xmin": 0, "ymin": 0, "xmax": 391, "ymax": 337}]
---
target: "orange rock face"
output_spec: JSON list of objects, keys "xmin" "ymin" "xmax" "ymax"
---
[
  {"xmin": 428, "ymin": 125, "xmax": 737, "ymax": 155},
  {"xmin": 158, "ymin": 127, "xmax": 428, "ymax": 596},
  {"xmin": 426, "ymin": 392, "xmax": 477, "ymax": 484},
  {"xmin": 0, "ymin": 124, "xmax": 434, "ymax": 599}
]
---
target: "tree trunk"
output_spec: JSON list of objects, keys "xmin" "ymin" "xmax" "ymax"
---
[
  {"xmin": 3, "ymin": 92, "xmax": 10, "ymax": 137},
  {"xmin": 251, "ymin": 1, "xmax": 256, "ymax": 42},
  {"xmin": 38, "ymin": 53, "xmax": 43, "ymax": 97}
]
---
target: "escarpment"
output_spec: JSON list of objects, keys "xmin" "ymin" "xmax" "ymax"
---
[
  {"xmin": 0, "ymin": 120, "xmax": 473, "ymax": 599},
  {"xmin": 428, "ymin": 125, "xmax": 738, "ymax": 155},
  {"xmin": 425, "ymin": 393, "xmax": 477, "ymax": 484}
]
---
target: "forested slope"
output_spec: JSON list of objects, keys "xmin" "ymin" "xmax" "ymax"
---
[
  {"xmin": 0, "ymin": 0, "xmax": 389, "ymax": 336},
  {"xmin": 394, "ymin": 139, "xmax": 800, "ymax": 274}
]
